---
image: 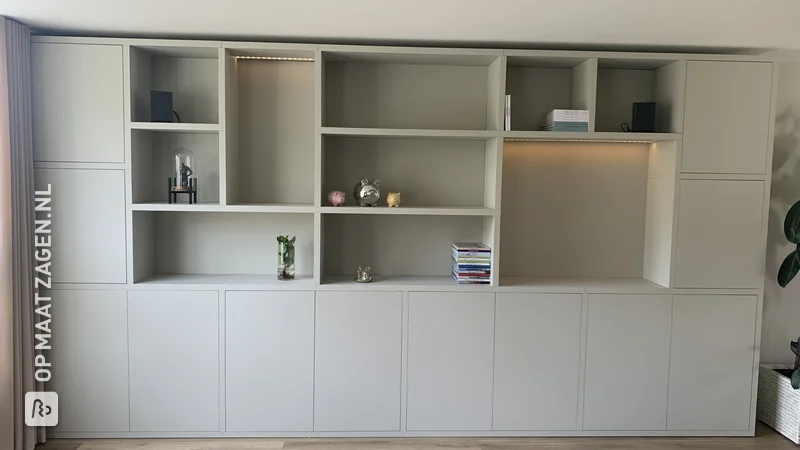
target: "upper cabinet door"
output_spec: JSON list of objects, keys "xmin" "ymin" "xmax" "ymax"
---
[
  {"xmin": 31, "ymin": 43, "xmax": 125, "ymax": 163},
  {"xmin": 681, "ymin": 61, "xmax": 773, "ymax": 174},
  {"xmin": 674, "ymin": 180, "xmax": 765, "ymax": 289},
  {"xmin": 34, "ymin": 168, "xmax": 127, "ymax": 284}
]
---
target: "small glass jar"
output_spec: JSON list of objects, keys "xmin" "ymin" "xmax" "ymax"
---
[{"xmin": 172, "ymin": 148, "xmax": 195, "ymax": 191}]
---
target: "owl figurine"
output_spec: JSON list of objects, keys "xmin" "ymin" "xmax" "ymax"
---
[{"xmin": 386, "ymin": 192, "xmax": 401, "ymax": 207}]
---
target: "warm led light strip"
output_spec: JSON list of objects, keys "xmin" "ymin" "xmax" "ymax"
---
[
  {"xmin": 235, "ymin": 56, "xmax": 315, "ymax": 61},
  {"xmin": 505, "ymin": 138, "xmax": 653, "ymax": 144}
]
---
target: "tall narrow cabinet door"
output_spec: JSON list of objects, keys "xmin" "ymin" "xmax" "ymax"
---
[
  {"xmin": 493, "ymin": 293, "xmax": 582, "ymax": 431},
  {"xmin": 226, "ymin": 291, "xmax": 314, "ymax": 432},
  {"xmin": 48, "ymin": 290, "xmax": 129, "ymax": 433},
  {"xmin": 34, "ymin": 169, "xmax": 127, "ymax": 284},
  {"xmin": 674, "ymin": 180, "xmax": 765, "ymax": 289},
  {"xmin": 31, "ymin": 43, "xmax": 124, "ymax": 163},
  {"xmin": 314, "ymin": 291, "xmax": 402, "ymax": 432},
  {"xmin": 128, "ymin": 290, "xmax": 219, "ymax": 432},
  {"xmin": 681, "ymin": 61, "xmax": 773, "ymax": 174},
  {"xmin": 668, "ymin": 295, "xmax": 758, "ymax": 431},
  {"xmin": 407, "ymin": 292, "xmax": 495, "ymax": 431},
  {"xmin": 583, "ymin": 294, "xmax": 672, "ymax": 431}
]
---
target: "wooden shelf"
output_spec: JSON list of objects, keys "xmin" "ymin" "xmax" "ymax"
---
[
  {"xmin": 320, "ymin": 206, "xmax": 498, "ymax": 216},
  {"xmin": 131, "ymin": 202, "xmax": 315, "ymax": 213},
  {"xmin": 130, "ymin": 122, "xmax": 221, "ymax": 133},
  {"xmin": 503, "ymin": 131, "xmax": 681, "ymax": 143},
  {"xmin": 321, "ymin": 127, "xmax": 500, "ymax": 140},
  {"xmin": 321, "ymin": 275, "xmax": 492, "ymax": 290}
]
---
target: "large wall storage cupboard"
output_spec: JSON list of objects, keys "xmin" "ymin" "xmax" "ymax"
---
[{"xmin": 33, "ymin": 36, "xmax": 775, "ymax": 438}]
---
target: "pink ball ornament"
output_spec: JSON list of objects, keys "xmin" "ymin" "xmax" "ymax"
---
[{"xmin": 328, "ymin": 190, "xmax": 346, "ymax": 206}]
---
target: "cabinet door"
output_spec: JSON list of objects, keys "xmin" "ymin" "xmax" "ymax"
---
[
  {"xmin": 668, "ymin": 295, "xmax": 758, "ymax": 431},
  {"xmin": 493, "ymin": 293, "xmax": 582, "ymax": 431},
  {"xmin": 674, "ymin": 180, "xmax": 765, "ymax": 289},
  {"xmin": 128, "ymin": 290, "xmax": 219, "ymax": 432},
  {"xmin": 31, "ymin": 43, "xmax": 124, "ymax": 163},
  {"xmin": 226, "ymin": 291, "xmax": 314, "ymax": 432},
  {"xmin": 682, "ymin": 61, "xmax": 773, "ymax": 174},
  {"xmin": 583, "ymin": 294, "xmax": 672, "ymax": 431},
  {"xmin": 48, "ymin": 290, "xmax": 129, "ymax": 432},
  {"xmin": 34, "ymin": 169, "xmax": 127, "ymax": 284},
  {"xmin": 407, "ymin": 292, "xmax": 495, "ymax": 431},
  {"xmin": 314, "ymin": 291, "xmax": 402, "ymax": 432}
]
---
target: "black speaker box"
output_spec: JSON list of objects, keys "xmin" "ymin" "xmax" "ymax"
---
[
  {"xmin": 632, "ymin": 102, "xmax": 656, "ymax": 132},
  {"xmin": 150, "ymin": 91, "xmax": 174, "ymax": 123}
]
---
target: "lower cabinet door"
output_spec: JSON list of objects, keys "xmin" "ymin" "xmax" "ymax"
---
[
  {"xmin": 407, "ymin": 292, "xmax": 495, "ymax": 431},
  {"xmin": 583, "ymin": 294, "xmax": 673, "ymax": 431},
  {"xmin": 493, "ymin": 293, "xmax": 582, "ymax": 431},
  {"xmin": 667, "ymin": 295, "xmax": 758, "ymax": 431},
  {"xmin": 225, "ymin": 291, "xmax": 314, "ymax": 432},
  {"xmin": 49, "ymin": 290, "xmax": 129, "ymax": 433},
  {"xmin": 128, "ymin": 290, "xmax": 219, "ymax": 432},
  {"xmin": 314, "ymin": 291, "xmax": 402, "ymax": 431}
]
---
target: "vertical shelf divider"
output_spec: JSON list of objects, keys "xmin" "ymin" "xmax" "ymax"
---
[
  {"xmin": 571, "ymin": 57, "xmax": 598, "ymax": 132},
  {"xmin": 314, "ymin": 49, "xmax": 325, "ymax": 285}
]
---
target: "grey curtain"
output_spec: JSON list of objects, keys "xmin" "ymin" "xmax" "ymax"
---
[{"xmin": 0, "ymin": 17, "xmax": 44, "ymax": 450}]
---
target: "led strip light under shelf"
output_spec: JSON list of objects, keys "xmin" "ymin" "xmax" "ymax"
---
[{"xmin": 234, "ymin": 56, "xmax": 315, "ymax": 61}]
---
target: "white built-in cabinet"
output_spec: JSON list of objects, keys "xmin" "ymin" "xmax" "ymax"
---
[
  {"xmin": 583, "ymin": 294, "xmax": 673, "ymax": 431},
  {"xmin": 314, "ymin": 291, "xmax": 402, "ymax": 432},
  {"xmin": 406, "ymin": 292, "xmax": 495, "ymax": 431},
  {"xmin": 493, "ymin": 293, "xmax": 582, "ymax": 431},
  {"xmin": 128, "ymin": 290, "xmax": 220, "ymax": 432},
  {"xmin": 48, "ymin": 290, "xmax": 130, "ymax": 433},
  {"xmin": 31, "ymin": 43, "xmax": 125, "ymax": 163},
  {"xmin": 674, "ymin": 180, "xmax": 765, "ymax": 289},
  {"xmin": 667, "ymin": 295, "xmax": 758, "ymax": 431},
  {"xmin": 225, "ymin": 291, "xmax": 315, "ymax": 432},
  {"xmin": 34, "ymin": 169, "xmax": 127, "ymax": 284},
  {"xmin": 681, "ymin": 61, "xmax": 773, "ymax": 174}
]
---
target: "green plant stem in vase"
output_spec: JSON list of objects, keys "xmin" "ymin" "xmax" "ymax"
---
[
  {"xmin": 277, "ymin": 235, "xmax": 296, "ymax": 280},
  {"xmin": 777, "ymin": 200, "xmax": 800, "ymax": 389}
]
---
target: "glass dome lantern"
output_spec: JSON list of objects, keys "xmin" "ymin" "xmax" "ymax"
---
[{"xmin": 168, "ymin": 147, "xmax": 198, "ymax": 204}]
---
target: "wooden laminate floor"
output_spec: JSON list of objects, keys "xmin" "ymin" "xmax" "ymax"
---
[{"xmin": 36, "ymin": 424, "xmax": 798, "ymax": 450}]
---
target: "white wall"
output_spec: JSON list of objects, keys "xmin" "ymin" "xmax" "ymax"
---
[{"xmin": 762, "ymin": 60, "xmax": 800, "ymax": 364}]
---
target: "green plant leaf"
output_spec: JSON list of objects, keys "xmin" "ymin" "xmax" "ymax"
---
[
  {"xmin": 277, "ymin": 236, "xmax": 286, "ymax": 243},
  {"xmin": 289, "ymin": 236, "xmax": 296, "ymax": 245},
  {"xmin": 792, "ymin": 369, "xmax": 800, "ymax": 389},
  {"xmin": 792, "ymin": 339, "xmax": 800, "ymax": 356},
  {"xmin": 778, "ymin": 250, "xmax": 800, "ymax": 287},
  {"xmin": 785, "ymin": 201, "xmax": 800, "ymax": 244}
]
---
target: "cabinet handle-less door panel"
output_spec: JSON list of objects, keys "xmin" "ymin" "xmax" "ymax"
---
[
  {"xmin": 31, "ymin": 43, "xmax": 124, "ymax": 163},
  {"xmin": 48, "ymin": 290, "xmax": 129, "ymax": 433},
  {"xmin": 128, "ymin": 290, "xmax": 219, "ymax": 432},
  {"xmin": 226, "ymin": 291, "xmax": 314, "ymax": 432},
  {"xmin": 583, "ymin": 294, "xmax": 672, "ymax": 431},
  {"xmin": 34, "ymin": 169, "xmax": 127, "ymax": 284},
  {"xmin": 668, "ymin": 295, "xmax": 758, "ymax": 431},
  {"xmin": 674, "ymin": 180, "xmax": 765, "ymax": 289},
  {"xmin": 314, "ymin": 291, "xmax": 402, "ymax": 432},
  {"xmin": 493, "ymin": 293, "xmax": 582, "ymax": 431},
  {"xmin": 407, "ymin": 292, "xmax": 495, "ymax": 431},
  {"xmin": 681, "ymin": 61, "xmax": 772, "ymax": 174}
]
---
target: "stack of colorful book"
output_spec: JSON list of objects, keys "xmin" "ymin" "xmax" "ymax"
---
[
  {"xmin": 452, "ymin": 243, "xmax": 491, "ymax": 284},
  {"xmin": 542, "ymin": 109, "xmax": 589, "ymax": 132}
]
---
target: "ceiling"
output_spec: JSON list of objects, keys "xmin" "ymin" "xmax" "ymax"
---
[{"xmin": 1, "ymin": 0, "xmax": 799, "ymax": 54}]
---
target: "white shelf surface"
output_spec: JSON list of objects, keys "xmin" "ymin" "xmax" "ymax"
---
[
  {"xmin": 130, "ymin": 122, "xmax": 222, "ymax": 133},
  {"xmin": 225, "ymin": 274, "xmax": 315, "ymax": 289},
  {"xmin": 499, "ymin": 277, "xmax": 670, "ymax": 293},
  {"xmin": 502, "ymin": 131, "xmax": 682, "ymax": 143},
  {"xmin": 131, "ymin": 202, "xmax": 315, "ymax": 213},
  {"xmin": 321, "ymin": 127, "xmax": 500, "ymax": 140},
  {"xmin": 321, "ymin": 275, "xmax": 493, "ymax": 290},
  {"xmin": 320, "ymin": 206, "xmax": 498, "ymax": 216},
  {"xmin": 133, "ymin": 273, "xmax": 234, "ymax": 287}
]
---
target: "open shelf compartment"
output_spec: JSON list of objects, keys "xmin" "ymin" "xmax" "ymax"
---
[
  {"xmin": 321, "ymin": 46, "xmax": 504, "ymax": 131},
  {"xmin": 223, "ymin": 46, "xmax": 316, "ymax": 207},
  {"xmin": 132, "ymin": 211, "xmax": 315, "ymax": 283},
  {"xmin": 129, "ymin": 44, "xmax": 220, "ymax": 124}
]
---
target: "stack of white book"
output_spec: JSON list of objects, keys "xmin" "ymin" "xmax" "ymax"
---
[
  {"xmin": 452, "ymin": 243, "xmax": 491, "ymax": 284},
  {"xmin": 542, "ymin": 109, "xmax": 589, "ymax": 132}
]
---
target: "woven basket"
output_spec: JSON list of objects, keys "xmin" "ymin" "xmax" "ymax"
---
[{"xmin": 757, "ymin": 365, "xmax": 800, "ymax": 444}]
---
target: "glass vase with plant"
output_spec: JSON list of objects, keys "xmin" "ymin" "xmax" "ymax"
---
[
  {"xmin": 277, "ymin": 235, "xmax": 296, "ymax": 280},
  {"xmin": 777, "ymin": 201, "xmax": 800, "ymax": 389}
]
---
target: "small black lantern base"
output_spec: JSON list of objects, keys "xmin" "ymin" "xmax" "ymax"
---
[{"xmin": 168, "ymin": 178, "xmax": 198, "ymax": 204}]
